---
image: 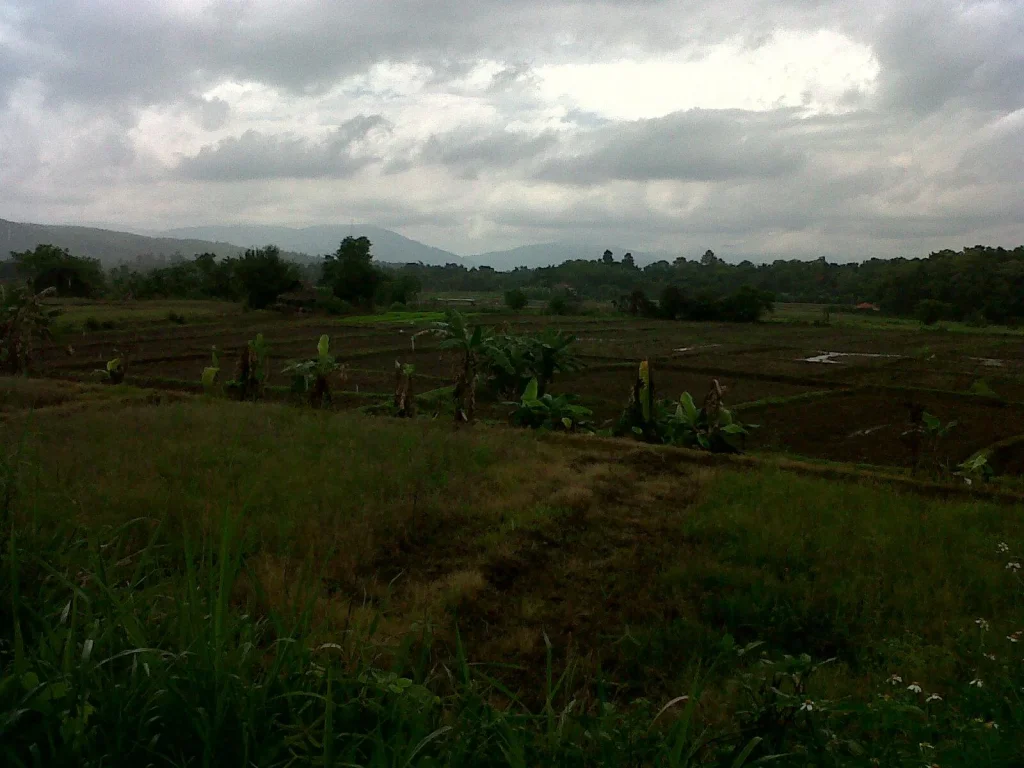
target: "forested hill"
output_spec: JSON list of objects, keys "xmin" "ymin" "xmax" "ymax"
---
[{"xmin": 0, "ymin": 218, "xmax": 247, "ymax": 267}]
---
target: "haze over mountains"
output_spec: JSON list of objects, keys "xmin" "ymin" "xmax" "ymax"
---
[
  {"xmin": 1, "ymin": 217, "xmax": 663, "ymax": 270},
  {"xmin": 158, "ymin": 225, "xmax": 465, "ymax": 267}
]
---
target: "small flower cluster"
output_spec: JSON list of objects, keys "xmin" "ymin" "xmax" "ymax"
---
[
  {"xmin": 887, "ymin": 674, "xmax": 942, "ymax": 703},
  {"xmin": 976, "ymin": 618, "xmax": 990, "ymax": 631}
]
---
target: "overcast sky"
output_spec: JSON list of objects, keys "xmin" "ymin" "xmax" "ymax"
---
[{"xmin": 1, "ymin": 0, "xmax": 1022, "ymax": 260}]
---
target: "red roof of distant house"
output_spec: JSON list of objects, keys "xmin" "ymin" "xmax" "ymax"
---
[{"xmin": 855, "ymin": 302, "xmax": 880, "ymax": 310}]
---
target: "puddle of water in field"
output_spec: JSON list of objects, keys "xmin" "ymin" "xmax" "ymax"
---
[
  {"xmin": 801, "ymin": 351, "xmax": 903, "ymax": 364},
  {"xmin": 674, "ymin": 344, "xmax": 722, "ymax": 353},
  {"xmin": 847, "ymin": 424, "xmax": 891, "ymax": 438}
]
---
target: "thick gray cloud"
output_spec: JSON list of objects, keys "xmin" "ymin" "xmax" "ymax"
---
[
  {"xmin": 873, "ymin": 1, "xmax": 1024, "ymax": 113},
  {"xmin": 539, "ymin": 109, "xmax": 807, "ymax": 184},
  {"xmin": 177, "ymin": 115, "xmax": 391, "ymax": 181},
  {"xmin": 418, "ymin": 128, "xmax": 560, "ymax": 179},
  {"xmin": 0, "ymin": 0, "xmax": 1021, "ymax": 259}
]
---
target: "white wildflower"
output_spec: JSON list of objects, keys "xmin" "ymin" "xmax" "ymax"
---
[
  {"xmin": 887, "ymin": 674, "xmax": 903, "ymax": 685},
  {"xmin": 976, "ymin": 618, "xmax": 990, "ymax": 631},
  {"xmin": 998, "ymin": 542, "xmax": 1010, "ymax": 553},
  {"xmin": 799, "ymin": 699, "xmax": 814, "ymax": 712},
  {"xmin": 919, "ymin": 742, "xmax": 934, "ymax": 750},
  {"xmin": 1006, "ymin": 562, "xmax": 1021, "ymax": 572},
  {"xmin": 1008, "ymin": 631, "xmax": 1022, "ymax": 643},
  {"xmin": 985, "ymin": 652, "xmax": 997, "ymax": 661},
  {"xmin": 969, "ymin": 678, "xmax": 984, "ymax": 688},
  {"xmin": 926, "ymin": 693, "xmax": 942, "ymax": 703},
  {"xmin": 907, "ymin": 682, "xmax": 922, "ymax": 694}
]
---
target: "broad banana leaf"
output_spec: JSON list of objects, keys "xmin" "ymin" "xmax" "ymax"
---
[
  {"xmin": 202, "ymin": 367, "xmax": 220, "ymax": 390},
  {"xmin": 522, "ymin": 377, "xmax": 539, "ymax": 401}
]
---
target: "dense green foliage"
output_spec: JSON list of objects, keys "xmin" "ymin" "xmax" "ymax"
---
[
  {"xmin": 614, "ymin": 362, "xmax": 753, "ymax": 452},
  {"xmin": 7, "ymin": 240, "xmax": 1024, "ymax": 322},
  {"xmin": 479, "ymin": 326, "xmax": 581, "ymax": 398},
  {"xmin": 507, "ymin": 377, "xmax": 593, "ymax": 431},
  {"xmin": 503, "ymin": 287, "xmax": 528, "ymax": 310},
  {"xmin": 321, "ymin": 236, "xmax": 421, "ymax": 307},
  {"xmin": 9, "ymin": 244, "xmax": 106, "ymax": 297},
  {"xmin": 108, "ymin": 247, "xmax": 299, "ymax": 308},
  {"xmin": 233, "ymin": 246, "xmax": 301, "ymax": 309},
  {"xmin": 397, "ymin": 245, "xmax": 1024, "ymax": 321}
]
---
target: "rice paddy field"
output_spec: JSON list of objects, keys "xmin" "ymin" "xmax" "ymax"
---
[{"xmin": 35, "ymin": 300, "xmax": 1024, "ymax": 478}]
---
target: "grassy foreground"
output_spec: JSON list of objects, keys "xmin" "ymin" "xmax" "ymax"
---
[{"xmin": 2, "ymin": 397, "xmax": 1024, "ymax": 765}]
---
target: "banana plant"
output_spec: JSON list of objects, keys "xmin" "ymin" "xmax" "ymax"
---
[
  {"xmin": 393, "ymin": 361, "xmax": 416, "ymax": 417},
  {"xmin": 424, "ymin": 310, "xmax": 509, "ymax": 423},
  {"xmin": 96, "ymin": 355, "xmax": 125, "ymax": 384},
  {"xmin": 202, "ymin": 347, "xmax": 221, "ymax": 395},
  {"xmin": 283, "ymin": 334, "xmax": 343, "ymax": 407},
  {"xmin": 0, "ymin": 284, "xmax": 58, "ymax": 375},
  {"xmin": 661, "ymin": 390, "xmax": 751, "ymax": 452},
  {"xmin": 530, "ymin": 329, "xmax": 581, "ymax": 396},
  {"xmin": 231, "ymin": 333, "xmax": 270, "ymax": 401},
  {"xmin": 481, "ymin": 330, "xmax": 582, "ymax": 399},
  {"xmin": 507, "ymin": 377, "xmax": 593, "ymax": 432},
  {"xmin": 615, "ymin": 359, "xmax": 658, "ymax": 441}
]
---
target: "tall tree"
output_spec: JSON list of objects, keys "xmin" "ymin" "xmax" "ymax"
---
[
  {"xmin": 601, "ymin": 249, "xmax": 614, "ymax": 265},
  {"xmin": 321, "ymin": 236, "xmax": 381, "ymax": 306},
  {"xmin": 10, "ymin": 244, "xmax": 105, "ymax": 297},
  {"xmin": 233, "ymin": 245, "xmax": 300, "ymax": 309}
]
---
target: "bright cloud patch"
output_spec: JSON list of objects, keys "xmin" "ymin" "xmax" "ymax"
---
[{"xmin": 536, "ymin": 30, "xmax": 880, "ymax": 119}]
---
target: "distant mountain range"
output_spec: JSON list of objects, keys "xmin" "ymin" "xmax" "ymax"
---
[
  {"xmin": 0, "ymin": 216, "xmax": 668, "ymax": 270},
  {"xmin": 158, "ymin": 224, "xmax": 467, "ymax": 267},
  {"xmin": 0, "ymin": 217, "xmax": 249, "ymax": 266}
]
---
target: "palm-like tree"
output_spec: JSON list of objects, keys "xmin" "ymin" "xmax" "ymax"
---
[
  {"xmin": 427, "ymin": 311, "xmax": 508, "ymax": 423},
  {"xmin": 531, "ymin": 329, "xmax": 581, "ymax": 396}
]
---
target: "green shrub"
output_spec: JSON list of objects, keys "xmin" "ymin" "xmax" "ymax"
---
[
  {"xmin": 84, "ymin": 316, "xmax": 101, "ymax": 331},
  {"xmin": 504, "ymin": 288, "xmax": 528, "ymax": 311},
  {"xmin": 507, "ymin": 377, "xmax": 592, "ymax": 431},
  {"xmin": 916, "ymin": 299, "xmax": 952, "ymax": 325},
  {"xmin": 314, "ymin": 294, "xmax": 352, "ymax": 315},
  {"xmin": 547, "ymin": 291, "xmax": 582, "ymax": 315},
  {"xmin": 167, "ymin": 310, "xmax": 187, "ymax": 324}
]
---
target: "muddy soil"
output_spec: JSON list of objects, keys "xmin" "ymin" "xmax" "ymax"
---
[{"xmin": 744, "ymin": 392, "xmax": 1024, "ymax": 469}]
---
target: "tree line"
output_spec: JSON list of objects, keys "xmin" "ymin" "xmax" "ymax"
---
[
  {"xmin": 1, "ymin": 237, "xmax": 421, "ymax": 311},
  {"xmin": 4, "ymin": 241, "xmax": 1023, "ymax": 324},
  {"xmin": 395, "ymin": 245, "xmax": 1024, "ymax": 324}
]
